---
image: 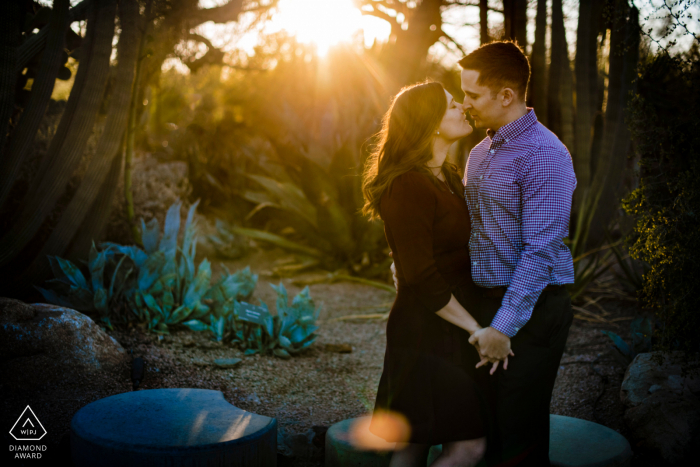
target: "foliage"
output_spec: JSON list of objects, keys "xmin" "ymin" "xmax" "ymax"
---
[
  {"xmin": 183, "ymin": 282, "xmax": 321, "ymax": 359},
  {"xmin": 207, "ymin": 219, "xmax": 249, "ymax": 260},
  {"xmin": 622, "ymin": 52, "xmax": 700, "ymax": 354},
  {"xmin": 178, "ymin": 45, "xmax": 394, "ymax": 278},
  {"xmin": 607, "ymin": 228, "xmax": 649, "ymax": 293},
  {"xmin": 601, "ymin": 315, "xmax": 653, "ymax": 366},
  {"xmin": 36, "ymin": 199, "xmax": 321, "ymax": 358},
  {"xmin": 565, "ymin": 186, "xmax": 613, "ymax": 301},
  {"xmin": 37, "ymin": 200, "xmax": 257, "ymax": 334}
]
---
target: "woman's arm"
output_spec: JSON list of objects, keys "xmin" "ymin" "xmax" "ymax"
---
[{"xmin": 435, "ymin": 294, "xmax": 482, "ymax": 335}]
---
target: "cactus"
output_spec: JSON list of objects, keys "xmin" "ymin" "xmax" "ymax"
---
[
  {"xmin": 589, "ymin": 2, "xmax": 640, "ymax": 242},
  {"xmin": 0, "ymin": 0, "xmax": 71, "ymax": 208},
  {"xmin": 0, "ymin": 0, "xmax": 23, "ymax": 155},
  {"xmin": 0, "ymin": 0, "xmax": 117, "ymax": 270},
  {"xmin": 529, "ymin": 0, "xmax": 547, "ymax": 126},
  {"xmin": 573, "ymin": 0, "xmax": 604, "ymax": 211},
  {"xmin": 17, "ymin": 0, "xmax": 141, "ymax": 288}
]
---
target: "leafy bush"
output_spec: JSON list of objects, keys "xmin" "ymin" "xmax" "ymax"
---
[{"xmin": 622, "ymin": 52, "xmax": 700, "ymax": 355}]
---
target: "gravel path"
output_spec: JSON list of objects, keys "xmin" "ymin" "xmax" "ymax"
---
[{"xmin": 1, "ymin": 247, "xmax": 653, "ymax": 466}]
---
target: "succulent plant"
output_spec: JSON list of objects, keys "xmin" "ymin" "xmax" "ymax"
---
[{"xmin": 37, "ymin": 199, "xmax": 257, "ymax": 333}]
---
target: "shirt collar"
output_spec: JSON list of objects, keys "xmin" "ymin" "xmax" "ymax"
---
[{"xmin": 486, "ymin": 107, "xmax": 538, "ymax": 142}]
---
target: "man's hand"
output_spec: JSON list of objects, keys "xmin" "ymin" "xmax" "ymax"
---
[
  {"xmin": 390, "ymin": 262, "xmax": 398, "ymax": 290},
  {"xmin": 469, "ymin": 327, "xmax": 514, "ymax": 375}
]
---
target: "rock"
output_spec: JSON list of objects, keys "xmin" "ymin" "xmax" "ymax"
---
[
  {"xmin": 0, "ymin": 298, "xmax": 128, "ymax": 389},
  {"xmin": 621, "ymin": 351, "xmax": 700, "ymax": 465},
  {"xmin": 277, "ymin": 426, "xmax": 324, "ymax": 459},
  {"xmin": 243, "ymin": 392, "xmax": 261, "ymax": 404},
  {"xmin": 214, "ymin": 358, "xmax": 242, "ymax": 368},
  {"xmin": 325, "ymin": 343, "xmax": 353, "ymax": 353}
]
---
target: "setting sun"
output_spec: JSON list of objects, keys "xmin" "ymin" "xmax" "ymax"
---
[{"xmin": 268, "ymin": 0, "xmax": 390, "ymax": 55}]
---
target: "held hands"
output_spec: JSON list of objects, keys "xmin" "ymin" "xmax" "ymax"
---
[
  {"xmin": 469, "ymin": 327, "xmax": 515, "ymax": 375},
  {"xmin": 390, "ymin": 262, "xmax": 398, "ymax": 290}
]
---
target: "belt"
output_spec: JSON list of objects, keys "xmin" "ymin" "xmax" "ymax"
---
[{"xmin": 481, "ymin": 284, "xmax": 563, "ymax": 299}]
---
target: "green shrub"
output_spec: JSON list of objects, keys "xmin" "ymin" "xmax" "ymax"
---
[{"xmin": 622, "ymin": 52, "xmax": 700, "ymax": 354}]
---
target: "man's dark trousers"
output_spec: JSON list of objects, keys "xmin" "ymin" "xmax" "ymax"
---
[{"xmin": 477, "ymin": 286, "xmax": 574, "ymax": 467}]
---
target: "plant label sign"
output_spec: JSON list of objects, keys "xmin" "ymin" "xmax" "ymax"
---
[{"xmin": 237, "ymin": 302, "xmax": 268, "ymax": 327}]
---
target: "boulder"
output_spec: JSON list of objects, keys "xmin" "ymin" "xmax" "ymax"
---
[
  {"xmin": 0, "ymin": 298, "xmax": 128, "ymax": 389},
  {"xmin": 620, "ymin": 351, "xmax": 700, "ymax": 465}
]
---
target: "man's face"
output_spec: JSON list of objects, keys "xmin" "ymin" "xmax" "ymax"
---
[{"xmin": 461, "ymin": 69, "xmax": 504, "ymax": 130}]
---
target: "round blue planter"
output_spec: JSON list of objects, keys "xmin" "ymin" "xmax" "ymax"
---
[
  {"xmin": 71, "ymin": 388, "xmax": 277, "ymax": 467},
  {"xmin": 326, "ymin": 415, "xmax": 632, "ymax": 467}
]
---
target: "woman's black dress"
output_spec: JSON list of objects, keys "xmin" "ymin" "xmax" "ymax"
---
[{"xmin": 368, "ymin": 170, "xmax": 494, "ymax": 445}]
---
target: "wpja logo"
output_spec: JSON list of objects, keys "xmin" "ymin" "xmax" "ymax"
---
[{"xmin": 9, "ymin": 405, "xmax": 47, "ymax": 459}]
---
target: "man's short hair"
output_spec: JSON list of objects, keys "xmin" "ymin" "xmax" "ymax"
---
[{"xmin": 458, "ymin": 41, "xmax": 530, "ymax": 101}]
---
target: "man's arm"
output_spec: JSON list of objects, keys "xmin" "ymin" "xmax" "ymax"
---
[{"xmin": 490, "ymin": 145, "xmax": 576, "ymax": 338}]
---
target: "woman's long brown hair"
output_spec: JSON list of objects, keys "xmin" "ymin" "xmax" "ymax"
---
[{"xmin": 362, "ymin": 81, "xmax": 463, "ymax": 221}]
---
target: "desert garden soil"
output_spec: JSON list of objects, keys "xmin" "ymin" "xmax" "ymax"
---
[{"xmin": 1, "ymin": 246, "xmax": 657, "ymax": 466}]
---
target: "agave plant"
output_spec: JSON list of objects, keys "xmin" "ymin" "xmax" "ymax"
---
[
  {"xmin": 601, "ymin": 315, "xmax": 653, "ymax": 366},
  {"xmin": 182, "ymin": 281, "xmax": 321, "ymax": 358},
  {"xmin": 37, "ymin": 199, "xmax": 257, "ymax": 333},
  {"xmin": 565, "ymin": 187, "xmax": 614, "ymax": 301}
]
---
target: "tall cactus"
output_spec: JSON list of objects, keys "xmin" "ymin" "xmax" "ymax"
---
[
  {"xmin": 0, "ymin": 0, "xmax": 117, "ymax": 269},
  {"xmin": 573, "ymin": 0, "xmax": 603, "ymax": 210},
  {"xmin": 529, "ymin": 0, "xmax": 548, "ymax": 125},
  {"xmin": 0, "ymin": 0, "xmax": 71, "ymax": 209},
  {"xmin": 14, "ymin": 0, "xmax": 141, "ymax": 290},
  {"xmin": 590, "ymin": 3, "xmax": 640, "ymax": 241},
  {"xmin": 548, "ymin": 0, "xmax": 574, "ymax": 152},
  {"xmin": 479, "ymin": 0, "xmax": 489, "ymax": 45},
  {"xmin": 0, "ymin": 0, "xmax": 24, "ymax": 155}
]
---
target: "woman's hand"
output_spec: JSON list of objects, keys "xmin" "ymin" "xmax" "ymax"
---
[{"xmin": 475, "ymin": 350, "xmax": 515, "ymax": 375}]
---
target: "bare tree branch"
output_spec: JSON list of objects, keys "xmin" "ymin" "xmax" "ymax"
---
[{"xmin": 440, "ymin": 29, "xmax": 467, "ymax": 56}]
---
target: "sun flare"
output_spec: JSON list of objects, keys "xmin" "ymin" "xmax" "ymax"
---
[{"xmin": 269, "ymin": 0, "xmax": 390, "ymax": 55}]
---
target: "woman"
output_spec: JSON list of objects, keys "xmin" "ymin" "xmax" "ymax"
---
[{"xmin": 362, "ymin": 81, "xmax": 511, "ymax": 467}]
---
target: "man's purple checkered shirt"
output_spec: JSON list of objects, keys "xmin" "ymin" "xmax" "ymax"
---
[{"xmin": 463, "ymin": 108, "xmax": 576, "ymax": 338}]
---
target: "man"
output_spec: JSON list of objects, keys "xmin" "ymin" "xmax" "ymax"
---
[{"xmin": 461, "ymin": 41, "xmax": 576, "ymax": 466}]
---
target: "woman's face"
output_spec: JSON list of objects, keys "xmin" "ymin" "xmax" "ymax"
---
[{"xmin": 437, "ymin": 90, "xmax": 473, "ymax": 141}]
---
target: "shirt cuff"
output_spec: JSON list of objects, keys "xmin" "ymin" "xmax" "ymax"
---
[{"xmin": 489, "ymin": 306, "xmax": 526, "ymax": 338}]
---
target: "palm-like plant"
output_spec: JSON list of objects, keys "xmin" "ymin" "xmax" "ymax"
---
[
  {"xmin": 226, "ymin": 103, "xmax": 391, "ymax": 279},
  {"xmin": 565, "ymin": 186, "xmax": 614, "ymax": 301}
]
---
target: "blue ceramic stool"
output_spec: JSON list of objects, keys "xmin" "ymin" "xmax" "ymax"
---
[
  {"xmin": 71, "ymin": 388, "xmax": 277, "ymax": 467},
  {"xmin": 325, "ymin": 414, "xmax": 632, "ymax": 467}
]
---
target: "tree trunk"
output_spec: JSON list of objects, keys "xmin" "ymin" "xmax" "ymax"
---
[
  {"xmin": 0, "ymin": 0, "xmax": 25, "ymax": 155},
  {"xmin": 503, "ymin": 0, "xmax": 527, "ymax": 47},
  {"xmin": 480, "ymin": 0, "xmax": 489, "ymax": 45},
  {"xmin": 0, "ymin": 0, "xmax": 117, "ymax": 269},
  {"xmin": 529, "ymin": 0, "xmax": 547, "ymax": 125},
  {"xmin": 383, "ymin": 0, "xmax": 444, "ymax": 88},
  {"xmin": 590, "ymin": 3, "xmax": 639, "ymax": 241},
  {"xmin": 560, "ymin": 47, "xmax": 575, "ymax": 154},
  {"xmin": 13, "ymin": 0, "xmax": 140, "ymax": 290},
  {"xmin": 572, "ymin": 0, "xmax": 603, "ymax": 211},
  {"xmin": 547, "ymin": 0, "xmax": 565, "ymax": 138},
  {"xmin": 0, "ymin": 0, "xmax": 71, "ymax": 209}
]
